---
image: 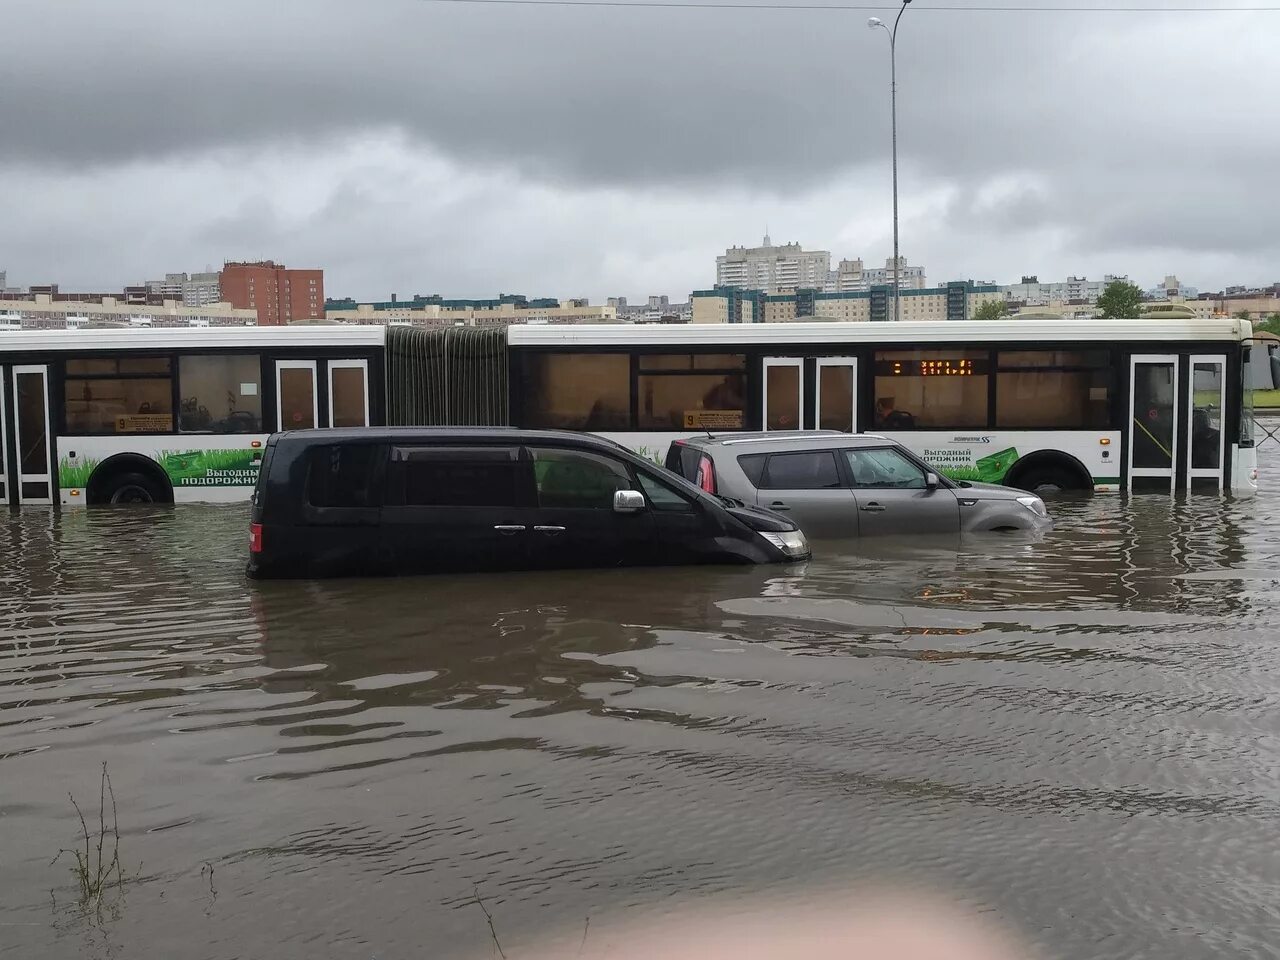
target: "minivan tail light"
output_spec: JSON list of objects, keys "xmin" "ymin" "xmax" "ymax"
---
[
  {"xmin": 249, "ymin": 523, "xmax": 263, "ymax": 554},
  {"xmin": 696, "ymin": 455, "xmax": 716, "ymax": 494}
]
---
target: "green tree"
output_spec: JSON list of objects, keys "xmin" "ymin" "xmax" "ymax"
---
[
  {"xmin": 1095, "ymin": 280, "xmax": 1145, "ymax": 319},
  {"xmin": 1234, "ymin": 310, "xmax": 1252, "ymax": 321},
  {"xmin": 1256, "ymin": 312, "xmax": 1280, "ymax": 335},
  {"xmin": 972, "ymin": 299, "xmax": 1008, "ymax": 322}
]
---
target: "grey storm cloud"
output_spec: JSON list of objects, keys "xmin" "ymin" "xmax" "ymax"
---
[{"xmin": 1, "ymin": 0, "xmax": 1277, "ymax": 296}]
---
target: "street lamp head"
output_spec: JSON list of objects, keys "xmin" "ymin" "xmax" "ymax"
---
[{"xmin": 867, "ymin": 16, "xmax": 883, "ymax": 27}]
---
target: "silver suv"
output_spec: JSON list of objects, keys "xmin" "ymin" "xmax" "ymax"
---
[{"xmin": 666, "ymin": 433, "xmax": 1052, "ymax": 539}]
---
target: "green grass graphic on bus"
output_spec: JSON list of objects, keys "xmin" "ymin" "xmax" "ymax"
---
[
  {"xmin": 931, "ymin": 447, "xmax": 1020, "ymax": 484},
  {"xmin": 58, "ymin": 449, "xmax": 262, "ymax": 489},
  {"xmin": 58, "ymin": 457, "xmax": 99, "ymax": 489},
  {"xmin": 159, "ymin": 450, "xmax": 261, "ymax": 486}
]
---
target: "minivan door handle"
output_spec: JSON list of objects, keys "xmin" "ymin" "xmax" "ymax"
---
[
  {"xmin": 533, "ymin": 525, "xmax": 566, "ymax": 535},
  {"xmin": 859, "ymin": 503, "xmax": 886, "ymax": 513},
  {"xmin": 493, "ymin": 525, "xmax": 527, "ymax": 535},
  {"xmin": 769, "ymin": 501, "xmax": 791, "ymax": 511}
]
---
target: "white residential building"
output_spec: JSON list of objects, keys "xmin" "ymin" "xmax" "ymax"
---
[
  {"xmin": 1002, "ymin": 274, "xmax": 1130, "ymax": 307},
  {"xmin": 146, "ymin": 271, "xmax": 223, "ymax": 308},
  {"xmin": 858, "ymin": 257, "xmax": 927, "ymax": 291},
  {"xmin": 1145, "ymin": 275, "xmax": 1200, "ymax": 301},
  {"xmin": 607, "ymin": 294, "xmax": 693, "ymax": 323},
  {"xmin": 716, "ymin": 235, "xmax": 832, "ymax": 292}
]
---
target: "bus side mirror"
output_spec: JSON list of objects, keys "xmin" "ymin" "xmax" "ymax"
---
[{"xmin": 925, "ymin": 472, "xmax": 940, "ymax": 491}]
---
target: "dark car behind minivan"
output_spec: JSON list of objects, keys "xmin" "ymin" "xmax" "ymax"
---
[{"xmin": 247, "ymin": 428, "xmax": 809, "ymax": 579}]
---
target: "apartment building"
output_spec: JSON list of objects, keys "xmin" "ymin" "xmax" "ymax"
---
[
  {"xmin": 690, "ymin": 281, "xmax": 1000, "ymax": 324},
  {"xmin": 146, "ymin": 271, "xmax": 224, "ymax": 307},
  {"xmin": 716, "ymin": 235, "xmax": 832, "ymax": 293},
  {"xmin": 1001, "ymin": 274, "xmax": 1131, "ymax": 307},
  {"xmin": 324, "ymin": 293, "xmax": 617, "ymax": 326},
  {"xmin": 0, "ymin": 293, "xmax": 256, "ymax": 329},
  {"xmin": 220, "ymin": 260, "xmax": 324, "ymax": 326}
]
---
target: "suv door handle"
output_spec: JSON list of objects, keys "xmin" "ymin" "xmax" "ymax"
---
[
  {"xmin": 859, "ymin": 503, "xmax": 886, "ymax": 513},
  {"xmin": 769, "ymin": 501, "xmax": 791, "ymax": 511},
  {"xmin": 493, "ymin": 525, "xmax": 526, "ymax": 535},
  {"xmin": 533, "ymin": 525, "xmax": 566, "ymax": 534}
]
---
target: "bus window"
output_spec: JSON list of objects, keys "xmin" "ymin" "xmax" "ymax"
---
[
  {"xmin": 64, "ymin": 357, "xmax": 173, "ymax": 434},
  {"xmin": 873, "ymin": 350, "xmax": 988, "ymax": 429},
  {"xmin": 995, "ymin": 351, "xmax": 1111, "ymax": 429},
  {"xmin": 521, "ymin": 354, "xmax": 630, "ymax": 430},
  {"xmin": 179, "ymin": 355, "xmax": 263, "ymax": 434}
]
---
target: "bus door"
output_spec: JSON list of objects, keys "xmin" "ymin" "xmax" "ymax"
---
[
  {"xmin": 10, "ymin": 365, "xmax": 54, "ymax": 505},
  {"xmin": 1188, "ymin": 354, "xmax": 1227, "ymax": 491},
  {"xmin": 761, "ymin": 356, "xmax": 858, "ymax": 433},
  {"xmin": 0, "ymin": 367, "xmax": 8, "ymax": 506},
  {"xmin": 274, "ymin": 359, "xmax": 371, "ymax": 431},
  {"xmin": 327, "ymin": 360, "xmax": 370, "ymax": 428},
  {"xmin": 1128, "ymin": 355, "xmax": 1179, "ymax": 492},
  {"xmin": 275, "ymin": 360, "xmax": 319, "ymax": 431}
]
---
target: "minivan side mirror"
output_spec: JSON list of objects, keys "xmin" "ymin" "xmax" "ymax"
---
[
  {"xmin": 614, "ymin": 490, "xmax": 646, "ymax": 514},
  {"xmin": 925, "ymin": 472, "xmax": 940, "ymax": 491}
]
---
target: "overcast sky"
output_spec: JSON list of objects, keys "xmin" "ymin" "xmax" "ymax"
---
[{"xmin": 1, "ymin": 0, "xmax": 1277, "ymax": 301}]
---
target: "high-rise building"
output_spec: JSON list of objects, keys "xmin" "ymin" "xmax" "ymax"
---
[
  {"xmin": 716, "ymin": 234, "xmax": 832, "ymax": 293},
  {"xmin": 147, "ymin": 271, "xmax": 224, "ymax": 307},
  {"xmin": 220, "ymin": 261, "xmax": 323, "ymax": 326},
  {"xmin": 833, "ymin": 257, "xmax": 927, "ymax": 292}
]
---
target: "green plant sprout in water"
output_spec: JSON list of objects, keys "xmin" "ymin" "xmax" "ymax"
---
[{"xmin": 52, "ymin": 763, "xmax": 139, "ymax": 925}]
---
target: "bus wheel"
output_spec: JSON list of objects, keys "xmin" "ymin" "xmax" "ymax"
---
[
  {"xmin": 1012, "ymin": 467, "xmax": 1080, "ymax": 495},
  {"xmin": 106, "ymin": 472, "xmax": 165, "ymax": 505}
]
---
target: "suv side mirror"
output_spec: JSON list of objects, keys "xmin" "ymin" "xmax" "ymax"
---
[
  {"xmin": 614, "ymin": 490, "xmax": 646, "ymax": 514},
  {"xmin": 925, "ymin": 472, "xmax": 940, "ymax": 491}
]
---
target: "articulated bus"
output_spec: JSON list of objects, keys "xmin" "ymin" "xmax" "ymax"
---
[{"xmin": 0, "ymin": 317, "xmax": 1259, "ymax": 507}]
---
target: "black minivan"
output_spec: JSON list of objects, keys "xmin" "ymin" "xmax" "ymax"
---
[{"xmin": 246, "ymin": 428, "xmax": 810, "ymax": 579}]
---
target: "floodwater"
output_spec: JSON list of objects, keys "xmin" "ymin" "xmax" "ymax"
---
[{"xmin": 2, "ymin": 446, "xmax": 1280, "ymax": 960}]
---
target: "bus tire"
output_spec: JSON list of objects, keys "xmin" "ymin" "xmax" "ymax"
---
[
  {"xmin": 1006, "ymin": 456, "xmax": 1091, "ymax": 495},
  {"xmin": 86, "ymin": 456, "xmax": 175, "ymax": 506},
  {"xmin": 105, "ymin": 472, "xmax": 166, "ymax": 505}
]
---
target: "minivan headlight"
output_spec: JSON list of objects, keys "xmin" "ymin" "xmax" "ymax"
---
[
  {"xmin": 1016, "ymin": 495, "xmax": 1048, "ymax": 519},
  {"xmin": 759, "ymin": 530, "xmax": 810, "ymax": 559}
]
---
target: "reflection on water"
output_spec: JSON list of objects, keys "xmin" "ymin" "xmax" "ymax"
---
[{"xmin": 3, "ymin": 447, "xmax": 1280, "ymax": 960}]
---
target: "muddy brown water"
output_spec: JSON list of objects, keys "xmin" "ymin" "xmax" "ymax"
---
[{"xmin": 2, "ymin": 443, "xmax": 1279, "ymax": 959}]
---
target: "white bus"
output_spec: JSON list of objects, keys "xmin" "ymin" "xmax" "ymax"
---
[{"xmin": 0, "ymin": 317, "xmax": 1259, "ymax": 506}]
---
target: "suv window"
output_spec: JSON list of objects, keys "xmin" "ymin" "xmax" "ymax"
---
[
  {"xmin": 761, "ymin": 451, "xmax": 841, "ymax": 490},
  {"xmin": 737, "ymin": 453, "xmax": 766, "ymax": 487},
  {"xmin": 531, "ymin": 447, "xmax": 633, "ymax": 509},
  {"xmin": 394, "ymin": 446, "xmax": 525, "ymax": 506},
  {"xmin": 675, "ymin": 444, "xmax": 703, "ymax": 482},
  {"xmin": 307, "ymin": 444, "xmax": 380, "ymax": 508},
  {"xmin": 844, "ymin": 447, "xmax": 927, "ymax": 489}
]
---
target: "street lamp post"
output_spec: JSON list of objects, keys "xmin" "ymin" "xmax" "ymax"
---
[{"xmin": 868, "ymin": 0, "xmax": 911, "ymax": 323}]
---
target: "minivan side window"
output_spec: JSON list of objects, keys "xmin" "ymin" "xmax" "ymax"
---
[
  {"xmin": 761, "ymin": 451, "xmax": 841, "ymax": 490},
  {"xmin": 530, "ymin": 447, "xmax": 633, "ymax": 509},
  {"xmin": 307, "ymin": 444, "xmax": 381, "ymax": 507},
  {"xmin": 635, "ymin": 471, "xmax": 695, "ymax": 512},
  {"xmin": 844, "ymin": 447, "xmax": 927, "ymax": 489},
  {"xmin": 394, "ymin": 446, "xmax": 526, "ymax": 507}
]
